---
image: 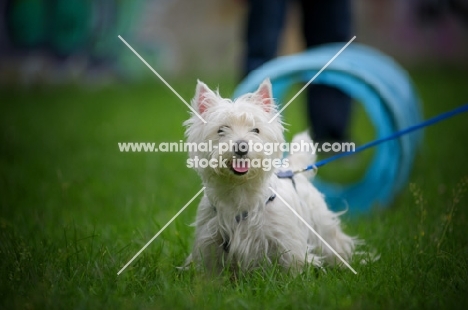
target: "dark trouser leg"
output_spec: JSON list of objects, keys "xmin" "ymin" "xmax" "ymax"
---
[
  {"xmin": 244, "ymin": 0, "xmax": 288, "ymax": 76},
  {"xmin": 299, "ymin": 0, "xmax": 353, "ymax": 142}
]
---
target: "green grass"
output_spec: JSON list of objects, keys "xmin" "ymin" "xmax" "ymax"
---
[{"xmin": 1, "ymin": 69, "xmax": 468, "ymax": 309}]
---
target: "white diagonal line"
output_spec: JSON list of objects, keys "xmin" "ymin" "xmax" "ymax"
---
[
  {"xmin": 268, "ymin": 36, "xmax": 356, "ymax": 123},
  {"xmin": 117, "ymin": 187, "xmax": 205, "ymax": 275},
  {"xmin": 118, "ymin": 35, "xmax": 207, "ymax": 124},
  {"xmin": 269, "ymin": 187, "xmax": 357, "ymax": 274}
]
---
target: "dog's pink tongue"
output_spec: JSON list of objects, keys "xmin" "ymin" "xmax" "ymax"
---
[{"xmin": 232, "ymin": 160, "xmax": 249, "ymax": 173}]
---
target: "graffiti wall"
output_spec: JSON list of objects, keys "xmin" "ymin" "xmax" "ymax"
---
[{"xmin": 0, "ymin": 0, "xmax": 467, "ymax": 85}]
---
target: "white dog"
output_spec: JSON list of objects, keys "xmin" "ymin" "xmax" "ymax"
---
[{"xmin": 183, "ymin": 79, "xmax": 356, "ymax": 274}]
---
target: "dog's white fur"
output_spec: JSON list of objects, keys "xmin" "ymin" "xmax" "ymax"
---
[{"xmin": 183, "ymin": 79, "xmax": 356, "ymax": 273}]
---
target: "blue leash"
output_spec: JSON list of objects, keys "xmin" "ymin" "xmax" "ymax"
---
[{"xmin": 277, "ymin": 103, "xmax": 468, "ymax": 179}]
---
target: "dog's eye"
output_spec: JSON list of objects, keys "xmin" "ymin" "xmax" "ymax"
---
[
  {"xmin": 218, "ymin": 126, "xmax": 228, "ymax": 135},
  {"xmin": 251, "ymin": 128, "xmax": 260, "ymax": 134}
]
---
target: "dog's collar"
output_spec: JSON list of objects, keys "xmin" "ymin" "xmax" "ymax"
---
[
  {"xmin": 216, "ymin": 193, "xmax": 276, "ymax": 253},
  {"xmin": 234, "ymin": 193, "xmax": 277, "ymax": 223},
  {"xmin": 211, "ymin": 193, "xmax": 276, "ymax": 224}
]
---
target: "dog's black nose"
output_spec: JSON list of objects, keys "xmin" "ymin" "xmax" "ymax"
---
[{"xmin": 234, "ymin": 140, "xmax": 249, "ymax": 156}]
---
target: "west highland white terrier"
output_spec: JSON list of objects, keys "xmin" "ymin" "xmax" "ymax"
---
[{"xmin": 183, "ymin": 79, "xmax": 356, "ymax": 274}]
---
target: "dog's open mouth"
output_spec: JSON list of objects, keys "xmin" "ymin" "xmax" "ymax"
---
[{"xmin": 231, "ymin": 158, "xmax": 249, "ymax": 175}]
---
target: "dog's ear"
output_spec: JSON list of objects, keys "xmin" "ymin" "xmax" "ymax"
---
[
  {"xmin": 193, "ymin": 80, "xmax": 216, "ymax": 114},
  {"xmin": 255, "ymin": 78, "xmax": 273, "ymax": 113}
]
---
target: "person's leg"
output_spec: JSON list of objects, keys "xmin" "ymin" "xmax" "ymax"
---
[
  {"xmin": 300, "ymin": 0, "xmax": 351, "ymax": 47},
  {"xmin": 299, "ymin": 0, "xmax": 353, "ymax": 142},
  {"xmin": 244, "ymin": 0, "xmax": 288, "ymax": 76},
  {"xmin": 304, "ymin": 86, "xmax": 352, "ymax": 142}
]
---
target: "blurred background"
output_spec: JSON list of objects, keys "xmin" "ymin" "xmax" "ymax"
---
[
  {"xmin": 1, "ymin": 0, "xmax": 468, "ymax": 221},
  {"xmin": 1, "ymin": 1, "xmax": 468, "ymax": 308},
  {"xmin": 1, "ymin": 0, "xmax": 467, "ymax": 84}
]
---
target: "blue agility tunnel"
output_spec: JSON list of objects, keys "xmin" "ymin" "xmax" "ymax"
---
[{"xmin": 233, "ymin": 43, "xmax": 422, "ymax": 213}]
